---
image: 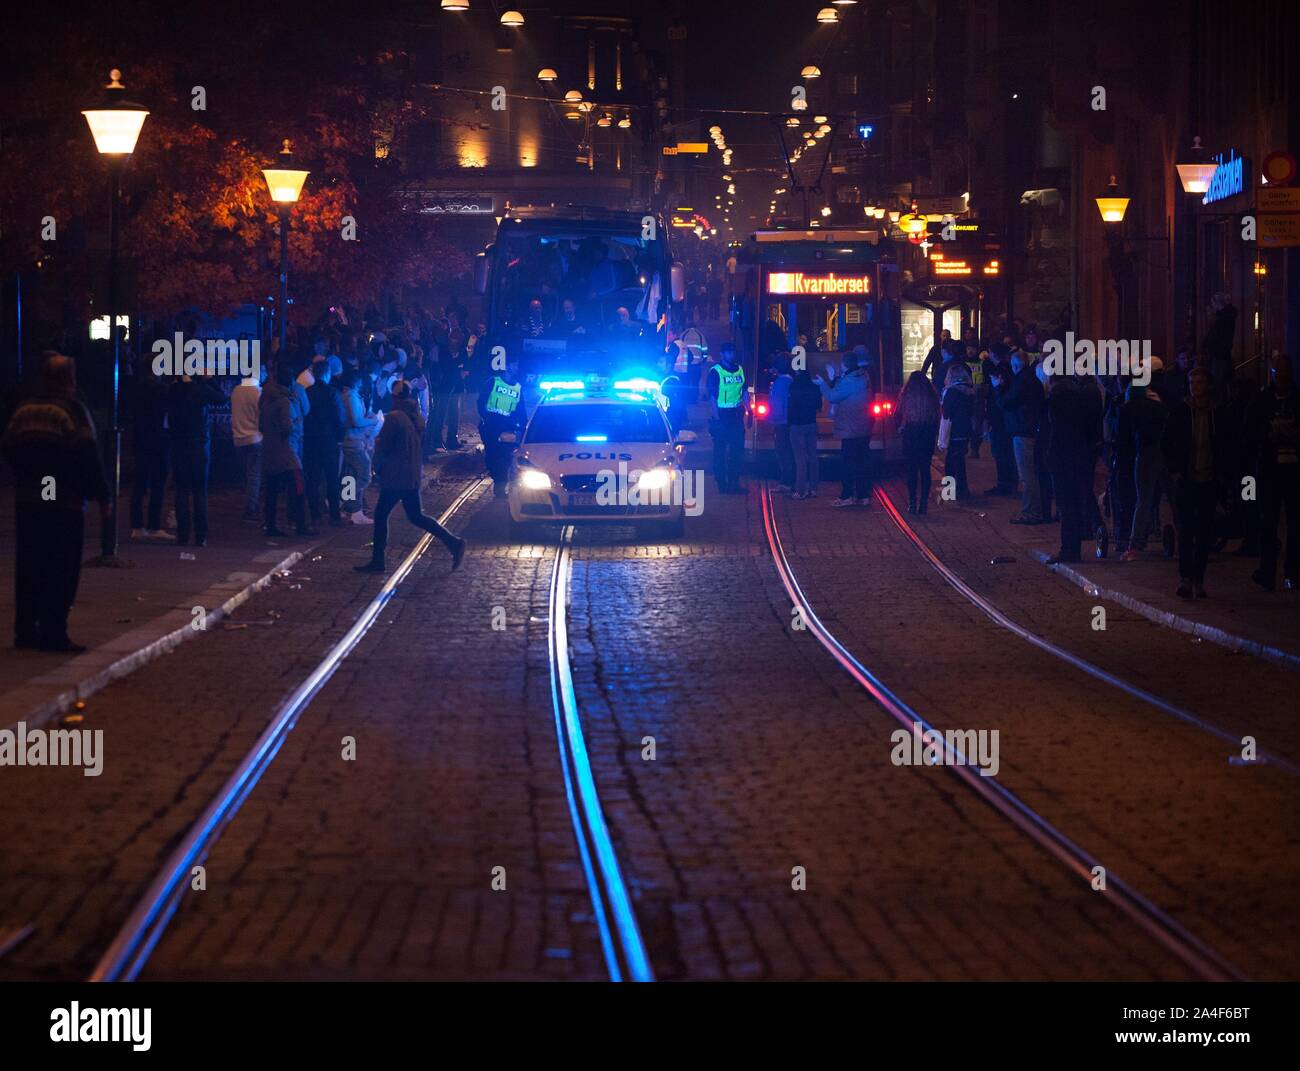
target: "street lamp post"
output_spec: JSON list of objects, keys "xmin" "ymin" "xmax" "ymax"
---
[
  {"xmin": 261, "ymin": 141, "xmax": 309, "ymax": 353},
  {"xmin": 82, "ymin": 69, "xmax": 148, "ymax": 564}
]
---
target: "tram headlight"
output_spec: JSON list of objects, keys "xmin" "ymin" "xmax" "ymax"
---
[{"xmin": 518, "ymin": 468, "xmax": 553, "ymax": 490}]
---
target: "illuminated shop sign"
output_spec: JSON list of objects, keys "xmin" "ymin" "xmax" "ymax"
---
[
  {"xmin": 1203, "ymin": 150, "xmax": 1247, "ymax": 205},
  {"xmin": 767, "ymin": 271, "xmax": 872, "ymax": 296}
]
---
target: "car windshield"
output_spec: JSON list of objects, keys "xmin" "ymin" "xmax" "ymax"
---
[{"xmin": 525, "ymin": 403, "xmax": 669, "ymax": 444}]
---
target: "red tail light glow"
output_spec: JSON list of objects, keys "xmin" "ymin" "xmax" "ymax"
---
[
  {"xmin": 756, "ymin": 402, "xmax": 769, "ymax": 417},
  {"xmin": 872, "ymin": 403, "xmax": 882, "ymax": 415}
]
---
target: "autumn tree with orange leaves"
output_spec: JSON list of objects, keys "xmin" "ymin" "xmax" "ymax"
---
[{"xmin": 1, "ymin": 1, "xmax": 470, "ymax": 344}]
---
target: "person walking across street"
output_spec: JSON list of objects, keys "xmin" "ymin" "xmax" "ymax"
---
[
  {"xmin": 816, "ymin": 350, "xmax": 874, "ymax": 507},
  {"xmin": 2, "ymin": 353, "xmax": 110, "ymax": 651},
  {"xmin": 355, "ymin": 380, "xmax": 465, "ymax": 574}
]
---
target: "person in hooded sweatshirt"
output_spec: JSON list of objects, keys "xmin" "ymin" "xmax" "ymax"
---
[
  {"xmin": 941, "ymin": 362, "xmax": 975, "ymax": 500},
  {"xmin": 354, "ymin": 379, "xmax": 465, "ymax": 574}
]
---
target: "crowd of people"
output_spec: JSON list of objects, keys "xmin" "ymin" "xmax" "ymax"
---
[
  {"xmin": 892, "ymin": 305, "xmax": 1298, "ymax": 599},
  {"xmin": 122, "ymin": 303, "xmax": 490, "ymax": 547}
]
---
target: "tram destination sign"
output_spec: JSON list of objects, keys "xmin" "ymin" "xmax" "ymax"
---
[{"xmin": 767, "ymin": 271, "xmax": 872, "ymax": 296}]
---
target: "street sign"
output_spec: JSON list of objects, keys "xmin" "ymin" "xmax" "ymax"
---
[
  {"xmin": 661, "ymin": 146, "xmax": 678, "ymax": 155},
  {"xmin": 1257, "ymin": 187, "xmax": 1300, "ymax": 212},
  {"xmin": 1259, "ymin": 213, "xmax": 1300, "ymax": 248},
  {"xmin": 676, "ymin": 143, "xmax": 709, "ymax": 154},
  {"xmin": 1261, "ymin": 151, "xmax": 1297, "ymax": 187}
]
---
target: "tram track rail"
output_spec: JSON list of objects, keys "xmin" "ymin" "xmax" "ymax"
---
[
  {"xmin": 872, "ymin": 482, "xmax": 1300, "ymax": 779},
  {"xmin": 758, "ymin": 481, "xmax": 1249, "ymax": 983},
  {"xmin": 546, "ymin": 527, "xmax": 653, "ymax": 982},
  {"xmin": 89, "ymin": 478, "xmax": 489, "ymax": 983}
]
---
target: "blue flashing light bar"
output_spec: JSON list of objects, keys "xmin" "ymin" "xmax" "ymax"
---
[
  {"xmin": 575, "ymin": 434, "xmax": 608, "ymax": 442},
  {"xmin": 539, "ymin": 379, "xmax": 586, "ymax": 391}
]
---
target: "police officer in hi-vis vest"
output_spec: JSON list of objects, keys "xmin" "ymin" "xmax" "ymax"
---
[
  {"xmin": 478, "ymin": 359, "xmax": 528, "ymax": 497},
  {"xmin": 706, "ymin": 342, "xmax": 750, "ymax": 493}
]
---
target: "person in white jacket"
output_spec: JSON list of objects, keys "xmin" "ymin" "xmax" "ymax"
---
[{"xmin": 230, "ymin": 367, "xmax": 265, "ymax": 520}]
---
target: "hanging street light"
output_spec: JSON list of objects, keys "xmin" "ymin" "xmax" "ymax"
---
[
  {"xmin": 537, "ymin": 67, "xmax": 558, "ymax": 82},
  {"xmin": 1176, "ymin": 136, "xmax": 1218, "ymax": 195},
  {"xmin": 1095, "ymin": 175, "xmax": 1131, "ymax": 223},
  {"xmin": 500, "ymin": 9, "xmax": 524, "ymax": 26}
]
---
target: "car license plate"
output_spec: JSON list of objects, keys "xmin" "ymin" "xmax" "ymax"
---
[{"xmin": 568, "ymin": 494, "xmax": 599, "ymax": 508}]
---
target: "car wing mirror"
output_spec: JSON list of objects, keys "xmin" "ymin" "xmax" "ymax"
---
[{"xmin": 675, "ymin": 429, "xmax": 697, "ymax": 444}]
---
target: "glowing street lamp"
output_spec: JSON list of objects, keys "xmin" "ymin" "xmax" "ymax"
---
[
  {"xmin": 1176, "ymin": 136, "xmax": 1218, "ymax": 195},
  {"xmin": 440, "ymin": 0, "xmax": 468, "ymax": 9},
  {"xmin": 82, "ymin": 68, "xmax": 149, "ymax": 562},
  {"xmin": 801, "ymin": 65, "xmax": 822, "ymax": 79},
  {"xmin": 817, "ymin": 7, "xmax": 840, "ymax": 23},
  {"xmin": 1095, "ymin": 175, "xmax": 1130, "ymax": 223},
  {"xmin": 537, "ymin": 67, "xmax": 558, "ymax": 82},
  {"xmin": 564, "ymin": 90, "xmax": 584, "ymax": 103},
  {"xmin": 261, "ymin": 140, "xmax": 310, "ymax": 351},
  {"xmin": 500, "ymin": 9, "xmax": 524, "ymax": 26}
]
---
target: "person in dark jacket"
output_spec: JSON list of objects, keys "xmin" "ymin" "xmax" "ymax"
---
[
  {"xmin": 897, "ymin": 371, "xmax": 940, "ymax": 513},
  {"xmin": 1248, "ymin": 354, "xmax": 1300, "ymax": 590},
  {"xmin": 2, "ymin": 353, "xmax": 110, "ymax": 651},
  {"xmin": 787, "ymin": 367, "xmax": 823, "ymax": 499},
  {"xmin": 354, "ymin": 380, "xmax": 465, "ymax": 573},
  {"xmin": 260, "ymin": 363, "xmax": 315, "ymax": 538},
  {"xmin": 302, "ymin": 356, "xmax": 347, "ymax": 527},
  {"xmin": 1116, "ymin": 381, "xmax": 1169, "ymax": 558},
  {"xmin": 166, "ymin": 372, "xmax": 226, "ymax": 546},
  {"xmin": 941, "ymin": 363, "xmax": 975, "ymax": 500},
  {"xmin": 996, "ymin": 352, "xmax": 1045, "ymax": 523},
  {"xmin": 1201, "ymin": 294, "xmax": 1237, "ymax": 404},
  {"xmin": 1162, "ymin": 366, "xmax": 1226, "ymax": 598},
  {"xmin": 128, "ymin": 363, "xmax": 171, "ymax": 540},
  {"xmin": 1043, "ymin": 372, "xmax": 1103, "ymax": 562},
  {"xmin": 982, "ymin": 349, "xmax": 1017, "ymax": 494}
]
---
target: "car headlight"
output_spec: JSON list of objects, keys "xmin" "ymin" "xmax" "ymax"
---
[
  {"xmin": 518, "ymin": 468, "xmax": 553, "ymax": 491},
  {"xmin": 636, "ymin": 467, "xmax": 673, "ymax": 491}
]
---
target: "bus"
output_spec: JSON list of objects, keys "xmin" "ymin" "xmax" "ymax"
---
[
  {"xmin": 473, "ymin": 205, "xmax": 686, "ymax": 391},
  {"xmin": 731, "ymin": 228, "xmax": 903, "ymax": 463}
]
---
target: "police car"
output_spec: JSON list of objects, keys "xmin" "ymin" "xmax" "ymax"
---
[{"xmin": 506, "ymin": 380, "xmax": 696, "ymax": 539}]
